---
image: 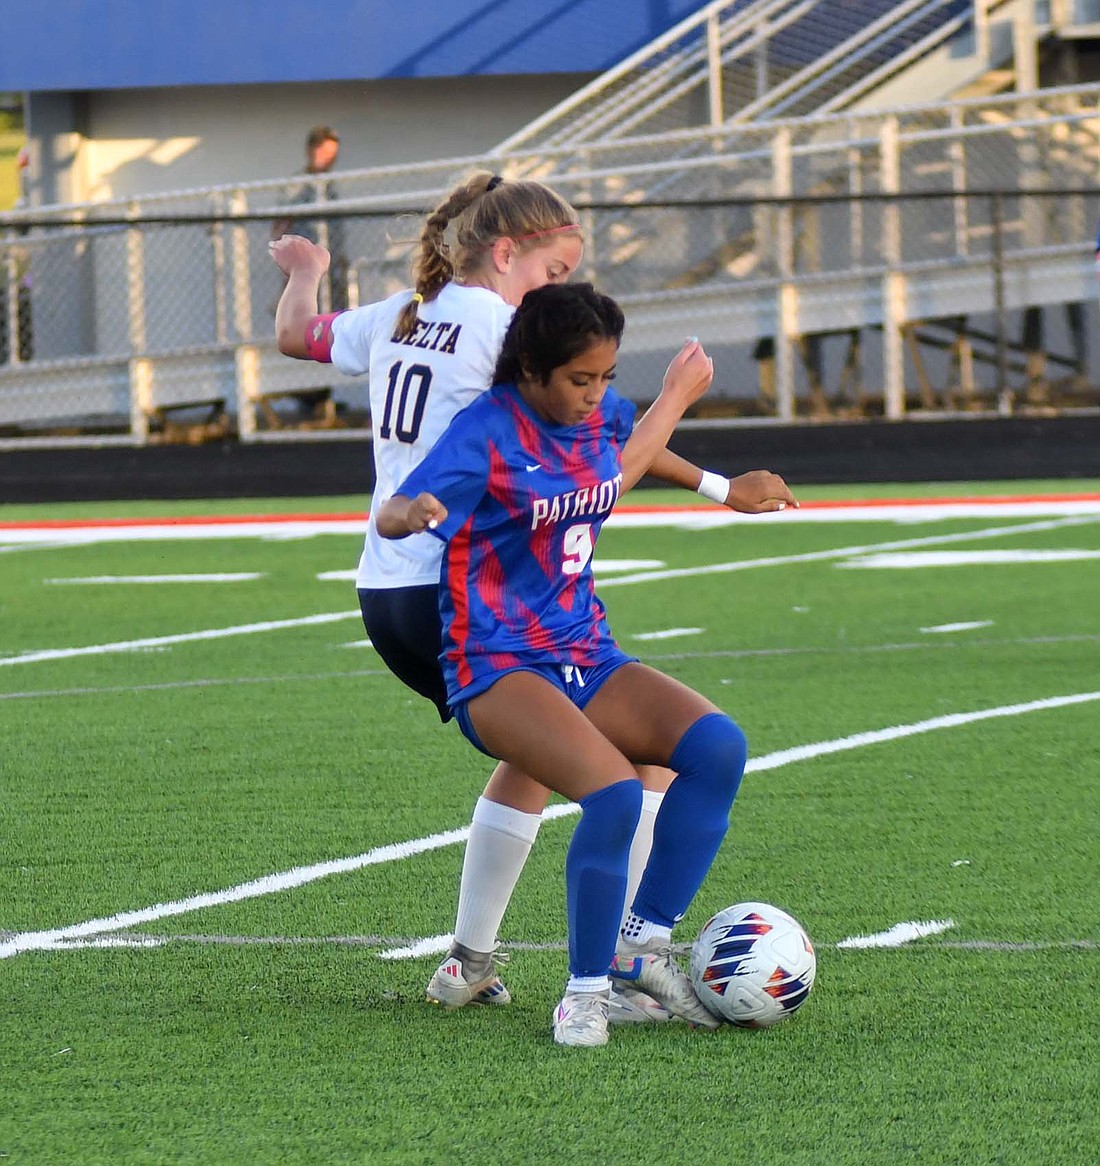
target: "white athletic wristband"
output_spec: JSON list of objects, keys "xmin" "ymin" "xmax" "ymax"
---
[{"xmin": 696, "ymin": 470, "xmax": 728, "ymax": 504}]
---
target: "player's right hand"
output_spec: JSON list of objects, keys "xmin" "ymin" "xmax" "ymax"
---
[{"xmin": 409, "ymin": 493, "xmax": 448, "ymax": 533}]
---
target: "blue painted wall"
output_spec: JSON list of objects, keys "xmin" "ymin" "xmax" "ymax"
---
[{"xmin": 0, "ymin": 0, "xmax": 705, "ymax": 90}]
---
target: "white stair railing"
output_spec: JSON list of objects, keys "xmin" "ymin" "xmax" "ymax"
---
[{"xmin": 496, "ymin": 0, "xmax": 988, "ymax": 155}]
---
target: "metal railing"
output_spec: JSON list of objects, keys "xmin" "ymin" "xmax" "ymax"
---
[
  {"xmin": 493, "ymin": 0, "xmax": 1016, "ymax": 151},
  {"xmin": 2, "ymin": 85, "xmax": 1099, "ymax": 444}
]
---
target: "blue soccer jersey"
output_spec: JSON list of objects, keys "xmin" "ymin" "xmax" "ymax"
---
[{"xmin": 396, "ymin": 382, "xmax": 637, "ymax": 705}]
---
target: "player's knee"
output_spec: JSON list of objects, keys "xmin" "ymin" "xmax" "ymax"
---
[
  {"xmin": 579, "ymin": 777, "xmax": 644, "ymax": 852},
  {"xmin": 670, "ymin": 713, "xmax": 748, "ymax": 803}
]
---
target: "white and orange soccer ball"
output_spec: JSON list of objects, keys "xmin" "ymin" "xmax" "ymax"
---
[{"xmin": 690, "ymin": 901, "xmax": 816, "ymax": 1028}]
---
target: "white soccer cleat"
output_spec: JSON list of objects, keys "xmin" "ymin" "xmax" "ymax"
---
[
  {"xmin": 610, "ymin": 938, "xmax": 722, "ymax": 1029},
  {"xmin": 426, "ymin": 951, "xmax": 511, "ymax": 1009},
  {"xmin": 552, "ymin": 989, "xmax": 611, "ymax": 1047},
  {"xmin": 607, "ymin": 984, "xmax": 674, "ymax": 1025}
]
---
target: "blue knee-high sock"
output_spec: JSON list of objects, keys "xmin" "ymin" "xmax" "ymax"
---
[
  {"xmin": 632, "ymin": 713, "xmax": 747, "ymax": 928},
  {"xmin": 566, "ymin": 779, "xmax": 643, "ymax": 978}
]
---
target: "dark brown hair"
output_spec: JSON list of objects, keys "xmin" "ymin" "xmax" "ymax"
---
[
  {"xmin": 306, "ymin": 125, "xmax": 339, "ymax": 151},
  {"xmin": 492, "ymin": 283, "xmax": 624, "ymax": 386}
]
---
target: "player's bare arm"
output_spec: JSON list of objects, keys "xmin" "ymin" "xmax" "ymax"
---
[
  {"xmin": 376, "ymin": 492, "xmax": 449, "ymax": 538},
  {"xmin": 646, "ymin": 449, "xmax": 799, "ymax": 513},
  {"xmin": 619, "ymin": 339, "xmax": 713, "ymax": 491},
  {"xmin": 269, "ymin": 234, "xmax": 333, "ymax": 358}
]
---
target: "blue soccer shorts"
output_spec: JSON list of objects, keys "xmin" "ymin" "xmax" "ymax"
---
[{"xmin": 452, "ymin": 644, "xmax": 637, "ymax": 756}]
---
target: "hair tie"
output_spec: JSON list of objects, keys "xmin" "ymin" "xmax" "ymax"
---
[
  {"xmin": 486, "ymin": 175, "xmax": 504, "ymax": 191},
  {"xmin": 411, "ymin": 292, "xmax": 424, "ymax": 304}
]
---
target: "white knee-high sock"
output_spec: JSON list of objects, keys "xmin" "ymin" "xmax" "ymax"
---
[
  {"xmin": 620, "ymin": 789, "xmax": 665, "ymax": 930},
  {"xmin": 453, "ymin": 796, "xmax": 542, "ymax": 954}
]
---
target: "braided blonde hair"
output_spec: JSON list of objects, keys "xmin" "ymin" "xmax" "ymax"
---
[{"xmin": 392, "ymin": 171, "xmax": 580, "ymax": 341}]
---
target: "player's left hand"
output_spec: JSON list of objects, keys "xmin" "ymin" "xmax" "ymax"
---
[
  {"xmin": 661, "ymin": 338, "xmax": 714, "ymax": 409},
  {"xmin": 723, "ymin": 470, "xmax": 799, "ymax": 513},
  {"xmin": 268, "ymin": 234, "xmax": 331, "ymax": 278}
]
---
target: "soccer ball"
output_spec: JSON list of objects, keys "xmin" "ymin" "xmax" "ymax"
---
[{"xmin": 690, "ymin": 901, "xmax": 816, "ymax": 1028}]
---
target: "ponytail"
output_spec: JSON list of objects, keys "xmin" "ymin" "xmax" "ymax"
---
[{"xmin": 392, "ymin": 171, "xmax": 499, "ymax": 341}]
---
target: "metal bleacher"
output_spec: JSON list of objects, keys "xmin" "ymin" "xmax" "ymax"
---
[
  {"xmin": 2, "ymin": 0, "xmax": 1099, "ymax": 444},
  {"xmin": 495, "ymin": 0, "xmax": 980, "ymax": 148},
  {"xmin": 489, "ymin": 0, "xmax": 1100, "ymax": 419}
]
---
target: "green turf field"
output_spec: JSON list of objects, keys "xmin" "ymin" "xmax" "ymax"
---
[{"xmin": 2, "ymin": 483, "xmax": 1099, "ymax": 1164}]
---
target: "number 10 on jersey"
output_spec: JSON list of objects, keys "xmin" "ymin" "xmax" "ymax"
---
[{"xmin": 380, "ymin": 361, "xmax": 432, "ymax": 443}]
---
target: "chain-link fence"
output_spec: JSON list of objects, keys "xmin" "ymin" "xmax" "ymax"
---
[
  {"xmin": 1, "ymin": 191, "xmax": 1096, "ymax": 444},
  {"xmin": 2, "ymin": 85, "xmax": 1099, "ymax": 444}
]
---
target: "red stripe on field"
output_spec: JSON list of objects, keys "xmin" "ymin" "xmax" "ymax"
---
[
  {"xmin": 618, "ymin": 493, "xmax": 1100, "ymax": 512},
  {"xmin": 1, "ymin": 494, "xmax": 1098, "ymax": 531},
  {"xmin": 0, "ymin": 512, "xmax": 364, "ymax": 531},
  {"xmin": 796, "ymin": 493, "xmax": 1100, "ymax": 509}
]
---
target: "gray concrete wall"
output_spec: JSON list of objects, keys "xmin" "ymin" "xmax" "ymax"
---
[{"xmin": 28, "ymin": 74, "xmax": 595, "ymax": 205}]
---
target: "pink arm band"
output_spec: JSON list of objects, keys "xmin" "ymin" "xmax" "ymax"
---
[{"xmin": 304, "ymin": 312, "xmax": 343, "ymax": 363}]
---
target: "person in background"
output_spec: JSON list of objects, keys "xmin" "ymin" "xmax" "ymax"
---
[
  {"xmin": 271, "ymin": 125, "xmax": 346, "ymax": 304},
  {"xmin": 270, "ymin": 171, "xmax": 796, "ymax": 1025},
  {"xmin": 376, "ymin": 282, "xmax": 749, "ymax": 1047},
  {"xmin": 271, "ymin": 125, "xmax": 347, "ymax": 417}
]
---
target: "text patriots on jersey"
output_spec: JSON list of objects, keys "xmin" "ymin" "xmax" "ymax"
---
[{"xmin": 530, "ymin": 474, "xmax": 623, "ymax": 530}]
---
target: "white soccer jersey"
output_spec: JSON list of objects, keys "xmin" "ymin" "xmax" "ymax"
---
[{"xmin": 330, "ymin": 282, "xmax": 515, "ymax": 588}]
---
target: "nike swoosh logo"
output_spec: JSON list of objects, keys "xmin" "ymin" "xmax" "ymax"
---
[{"xmin": 525, "ymin": 463, "xmax": 541, "ymax": 472}]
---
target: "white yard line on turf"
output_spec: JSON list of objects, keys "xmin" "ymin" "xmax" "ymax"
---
[
  {"xmin": 3, "ymin": 631, "xmax": 1099, "ymax": 701},
  {"xmin": 0, "ymin": 802, "xmax": 579, "ymax": 960},
  {"xmin": 920, "ymin": 621, "xmax": 994, "ymax": 634},
  {"xmin": 839, "ymin": 549, "xmax": 1100, "ymax": 569},
  {"xmin": 3, "ymin": 516, "xmax": 1094, "ymax": 669},
  {"xmin": 596, "ymin": 515, "xmax": 1100, "ymax": 589},
  {"xmin": 0, "ymin": 668, "xmax": 393, "ymax": 702},
  {"xmin": 29, "ymin": 930, "xmax": 1100, "ymax": 953},
  {"xmin": 3, "ymin": 690, "xmax": 1098, "ymax": 961},
  {"xmin": 742, "ymin": 690, "xmax": 1100, "ymax": 774},
  {"xmin": 0, "ymin": 611, "xmax": 361, "ymax": 668},
  {"xmin": 605, "ymin": 500, "xmax": 1100, "ymax": 527},
  {"xmin": 837, "ymin": 920, "xmax": 956, "ymax": 948},
  {"xmin": 632, "ymin": 627, "xmax": 704, "ymax": 641},
  {"xmin": 44, "ymin": 573, "xmax": 263, "ymax": 585},
  {"xmin": 376, "ymin": 935, "xmax": 456, "ymax": 960},
  {"xmin": 0, "ymin": 519, "xmax": 368, "ymax": 546}
]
